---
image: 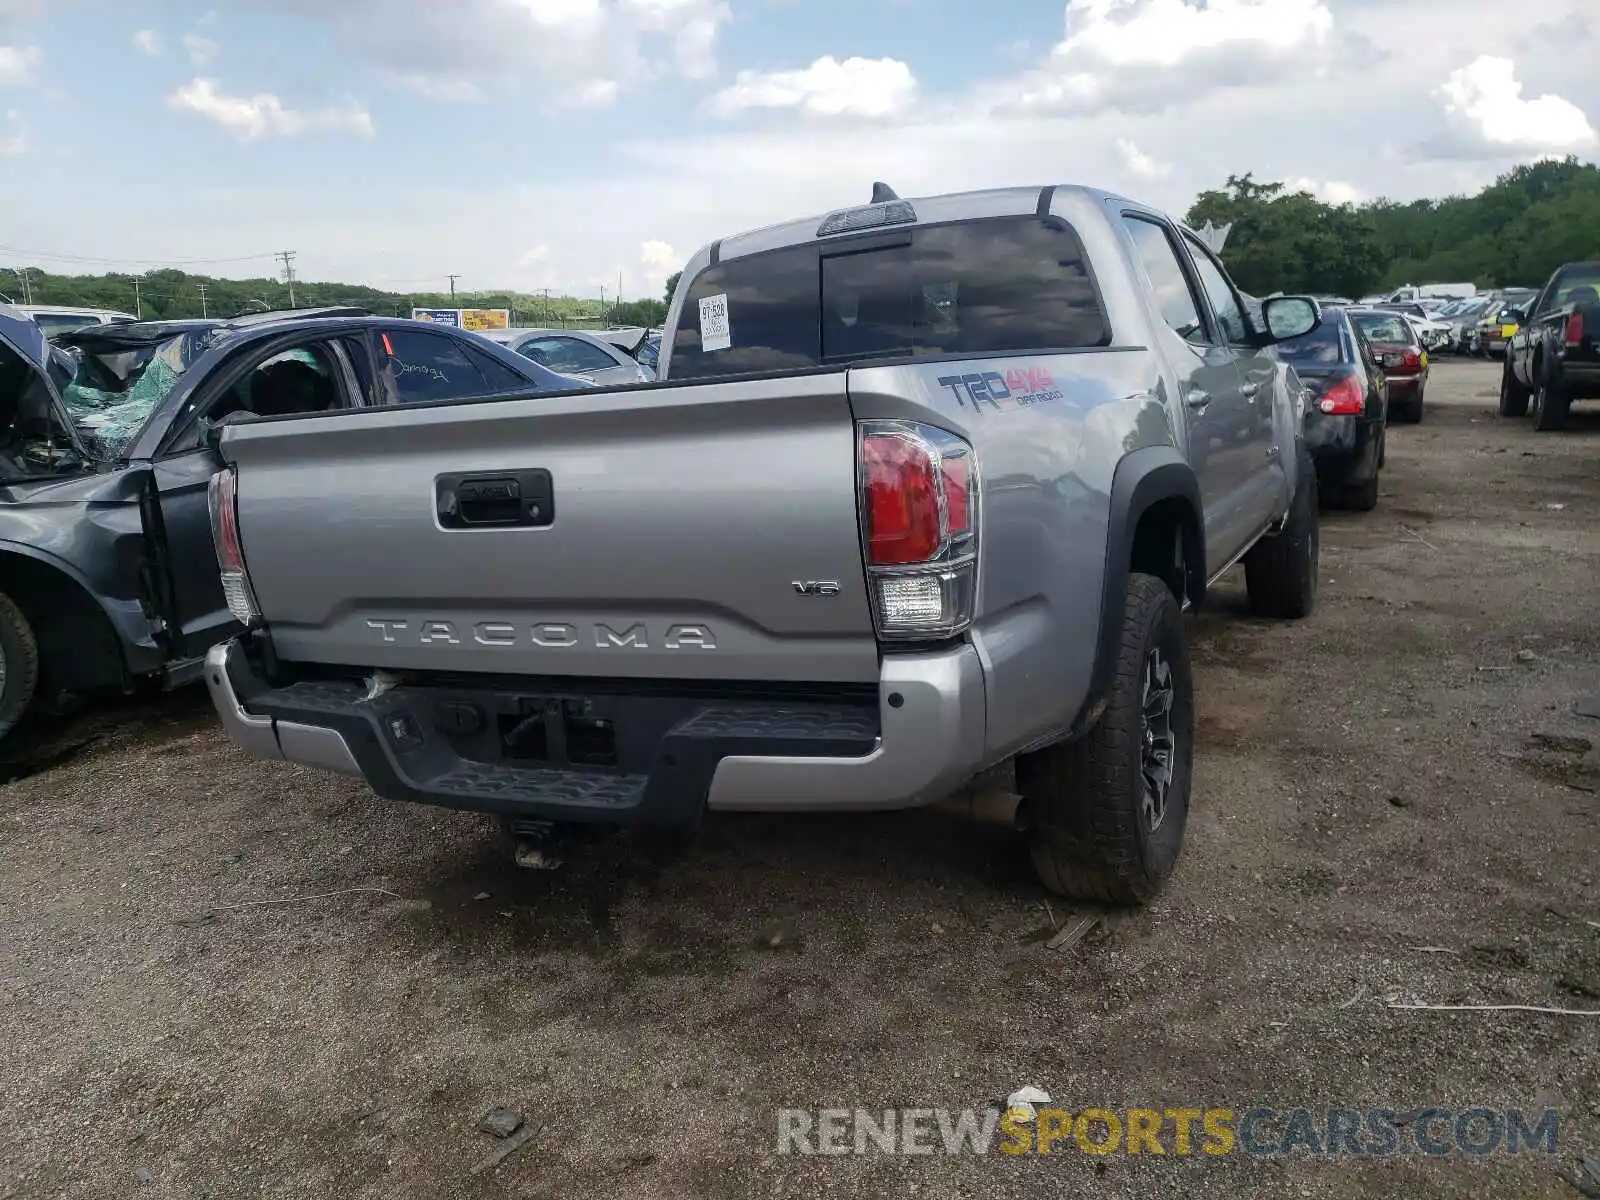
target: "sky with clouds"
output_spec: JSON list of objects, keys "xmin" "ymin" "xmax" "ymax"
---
[{"xmin": 0, "ymin": 0, "xmax": 1596, "ymax": 300}]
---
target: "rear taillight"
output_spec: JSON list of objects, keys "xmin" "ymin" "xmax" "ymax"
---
[
  {"xmin": 858, "ymin": 421, "xmax": 978, "ymax": 641},
  {"xmin": 1402, "ymin": 349, "xmax": 1421, "ymax": 370},
  {"xmin": 208, "ymin": 468, "xmax": 260, "ymax": 625},
  {"xmin": 1317, "ymin": 375, "xmax": 1365, "ymax": 416},
  {"xmin": 1564, "ymin": 310, "xmax": 1584, "ymax": 347}
]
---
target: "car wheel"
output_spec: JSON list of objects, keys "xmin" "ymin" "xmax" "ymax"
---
[
  {"xmin": 1244, "ymin": 445, "xmax": 1319, "ymax": 619},
  {"xmin": 0, "ymin": 590, "xmax": 41, "ymax": 742},
  {"xmin": 1497, "ymin": 361, "xmax": 1531, "ymax": 417},
  {"xmin": 1532, "ymin": 378, "xmax": 1570, "ymax": 432},
  {"xmin": 1017, "ymin": 573, "xmax": 1192, "ymax": 905}
]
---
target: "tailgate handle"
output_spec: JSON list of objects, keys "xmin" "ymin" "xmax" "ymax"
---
[{"xmin": 436, "ymin": 470, "xmax": 554, "ymax": 529}]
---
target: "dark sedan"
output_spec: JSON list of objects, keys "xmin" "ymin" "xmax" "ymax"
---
[
  {"xmin": 1347, "ymin": 307, "xmax": 1427, "ymax": 423},
  {"xmin": 1274, "ymin": 306, "xmax": 1387, "ymax": 512}
]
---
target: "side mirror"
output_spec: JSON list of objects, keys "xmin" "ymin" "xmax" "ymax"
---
[{"xmin": 1260, "ymin": 295, "xmax": 1320, "ymax": 343}]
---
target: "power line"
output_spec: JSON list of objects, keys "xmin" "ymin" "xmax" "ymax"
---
[{"xmin": 0, "ymin": 244, "xmax": 280, "ymax": 267}]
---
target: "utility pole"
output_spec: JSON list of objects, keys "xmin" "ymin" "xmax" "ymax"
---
[
  {"xmin": 132, "ymin": 276, "xmax": 142, "ymax": 319},
  {"xmin": 277, "ymin": 250, "xmax": 298, "ymax": 307},
  {"xmin": 447, "ymin": 274, "xmax": 460, "ymax": 305},
  {"xmin": 17, "ymin": 267, "xmax": 32, "ymax": 305},
  {"xmin": 197, "ymin": 281, "xmax": 208, "ymax": 318},
  {"xmin": 542, "ymin": 288, "xmax": 550, "ymax": 326}
]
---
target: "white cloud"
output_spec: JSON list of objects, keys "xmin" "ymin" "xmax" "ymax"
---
[
  {"xmin": 1438, "ymin": 55, "xmax": 1596, "ymax": 151},
  {"xmin": 1286, "ymin": 177, "xmax": 1363, "ymax": 204},
  {"xmin": 132, "ymin": 29, "xmax": 162, "ymax": 55},
  {"xmin": 0, "ymin": 43, "xmax": 39, "ymax": 86},
  {"xmin": 1002, "ymin": 0, "xmax": 1334, "ymax": 114},
  {"xmin": 166, "ymin": 77, "xmax": 375, "ymax": 141},
  {"xmin": 1058, "ymin": 0, "xmax": 1334, "ymax": 68},
  {"xmin": 708, "ymin": 56, "xmax": 917, "ymax": 119},
  {"xmin": 639, "ymin": 239, "xmax": 679, "ymax": 287},
  {"xmin": 250, "ymin": 0, "xmax": 730, "ymax": 107},
  {"xmin": 517, "ymin": 246, "xmax": 549, "ymax": 267},
  {"xmin": 182, "ymin": 33, "xmax": 219, "ymax": 65},
  {"xmin": 1117, "ymin": 138, "xmax": 1171, "ymax": 179}
]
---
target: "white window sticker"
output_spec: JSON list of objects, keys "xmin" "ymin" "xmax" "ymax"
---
[{"xmin": 698, "ymin": 293, "xmax": 732, "ymax": 352}]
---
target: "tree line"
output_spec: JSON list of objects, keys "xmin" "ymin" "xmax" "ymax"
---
[
  {"xmin": 0, "ymin": 265, "xmax": 672, "ymax": 329},
  {"xmin": 1187, "ymin": 157, "xmax": 1600, "ymax": 297}
]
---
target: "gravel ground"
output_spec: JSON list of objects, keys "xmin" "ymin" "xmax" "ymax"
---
[{"xmin": 1, "ymin": 360, "xmax": 1597, "ymax": 1200}]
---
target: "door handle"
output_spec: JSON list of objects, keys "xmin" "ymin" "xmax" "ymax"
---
[
  {"xmin": 1185, "ymin": 388, "xmax": 1211, "ymax": 408},
  {"xmin": 436, "ymin": 470, "xmax": 555, "ymax": 529}
]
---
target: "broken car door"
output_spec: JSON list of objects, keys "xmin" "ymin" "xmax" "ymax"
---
[{"xmin": 139, "ymin": 337, "xmax": 364, "ymax": 660}]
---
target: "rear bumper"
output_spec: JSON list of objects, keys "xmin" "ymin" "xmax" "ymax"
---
[
  {"xmin": 205, "ymin": 638, "xmax": 988, "ymax": 827},
  {"xmin": 1304, "ymin": 412, "xmax": 1379, "ymax": 487}
]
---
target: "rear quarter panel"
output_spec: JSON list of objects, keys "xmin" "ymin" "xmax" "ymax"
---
[{"xmin": 850, "ymin": 347, "xmax": 1173, "ymax": 760}]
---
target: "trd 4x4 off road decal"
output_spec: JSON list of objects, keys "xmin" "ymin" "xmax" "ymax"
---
[{"xmin": 937, "ymin": 365, "xmax": 1065, "ymax": 412}]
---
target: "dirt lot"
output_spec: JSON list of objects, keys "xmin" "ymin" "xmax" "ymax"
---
[{"xmin": 1, "ymin": 360, "xmax": 1597, "ymax": 1200}]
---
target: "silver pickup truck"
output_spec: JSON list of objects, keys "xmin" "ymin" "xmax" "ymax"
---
[{"xmin": 201, "ymin": 183, "xmax": 1322, "ymax": 903}]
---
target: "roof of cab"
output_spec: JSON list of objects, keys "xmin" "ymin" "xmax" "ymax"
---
[{"xmin": 712, "ymin": 183, "xmax": 1132, "ymax": 263}]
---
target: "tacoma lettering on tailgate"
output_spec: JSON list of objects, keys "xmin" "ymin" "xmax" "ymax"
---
[{"xmin": 364, "ymin": 619, "xmax": 718, "ymax": 650}]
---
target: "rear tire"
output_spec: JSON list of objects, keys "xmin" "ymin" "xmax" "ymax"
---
[
  {"xmin": 0, "ymin": 591, "xmax": 41, "ymax": 742},
  {"xmin": 1017, "ymin": 573, "xmax": 1192, "ymax": 905},
  {"xmin": 1532, "ymin": 377, "xmax": 1570, "ymax": 431},
  {"xmin": 1498, "ymin": 362, "xmax": 1530, "ymax": 417},
  {"xmin": 1244, "ymin": 446, "xmax": 1319, "ymax": 619},
  {"xmin": 1393, "ymin": 389, "xmax": 1424, "ymax": 424}
]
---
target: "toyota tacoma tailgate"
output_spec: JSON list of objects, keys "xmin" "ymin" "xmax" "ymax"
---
[{"xmin": 221, "ymin": 373, "xmax": 880, "ymax": 683}]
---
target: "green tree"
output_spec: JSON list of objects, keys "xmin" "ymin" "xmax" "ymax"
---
[
  {"xmin": 1185, "ymin": 158, "xmax": 1600, "ymax": 297},
  {"xmin": 609, "ymin": 298, "xmax": 666, "ymax": 327},
  {"xmin": 1186, "ymin": 174, "xmax": 1383, "ymax": 297},
  {"xmin": 663, "ymin": 270, "xmax": 682, "ymax": 305}
]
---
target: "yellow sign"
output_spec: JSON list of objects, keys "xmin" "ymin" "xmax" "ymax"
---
[
  {"xmin": 461, "ymin": 308, "xmax": 511, "ymax": 331},
  {"xmin": 1501, "ymin": 324, "xmax": 1518, "ymax": 339}
]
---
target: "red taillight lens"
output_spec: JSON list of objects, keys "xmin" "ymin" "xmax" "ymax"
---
[
  {"xmin": 208, "ymin": 468, "xmax": 260, "ymax": 625},
  {"xmin": 1318, "ymin": 375, "xmax": 1365, "ymax": 416},
  {"xmin": 863, "ymin": 432, "xmax": 941, "ymax": 566},
  {"xmin": 1564, "ymin": 311, "xmax": 1584, "ymax": 347},
  {"xmin": 1402, "ymin": 350, "xmax": 1420, "ymax": 370},
  {"xmin": 210, "ymin": 469, "xmax": 244, "ymax": 571},
  {"xmin": 941, "ymin": 453, "xmax": 972, "ymax": 535}
]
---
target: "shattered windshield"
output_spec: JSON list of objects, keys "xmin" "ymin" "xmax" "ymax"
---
[{"xmin": 57, "ymin": 327, "xmax": 229, "ymax": 458}]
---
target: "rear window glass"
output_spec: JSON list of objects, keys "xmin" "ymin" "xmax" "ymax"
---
[
  {"xmin": 1550, "ymin": 270, "xmax": 1600, "ymax": 309},
  {"xmin": 1350, "ymin": 312, "xmax": 1414, "ymax": 344},
  {"xmin": 1275, "ymin": 316, "xmax": 1348, "ymax": 366},
  {"xmin": 669, "ymin": 216, "xmax": 1109, "ymax": 380}
]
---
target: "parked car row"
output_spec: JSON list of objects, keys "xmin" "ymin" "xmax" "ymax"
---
[
  {"xmin": 0, "ymin": 179, "xmax": 1560, "ymax": 911},
  {"xmin": 1270, "ymin": 301, "xmax": 1427, "ymax": 511}
]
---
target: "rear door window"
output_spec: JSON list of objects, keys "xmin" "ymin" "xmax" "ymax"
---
[
  {"xmin": 518, "ymin": 336, "xmax": 620, "ymax": 374},
  {"xmin": 1275, "ymin": 317, "xmax": 1349, "ymax": 366},
  {"xmin": 670, "ymin": 216, "xmax": 1109, "ymax": 380},
  {"xmin": 374, "ymin": 328, "xmax": 529, "ymax": 404}
]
